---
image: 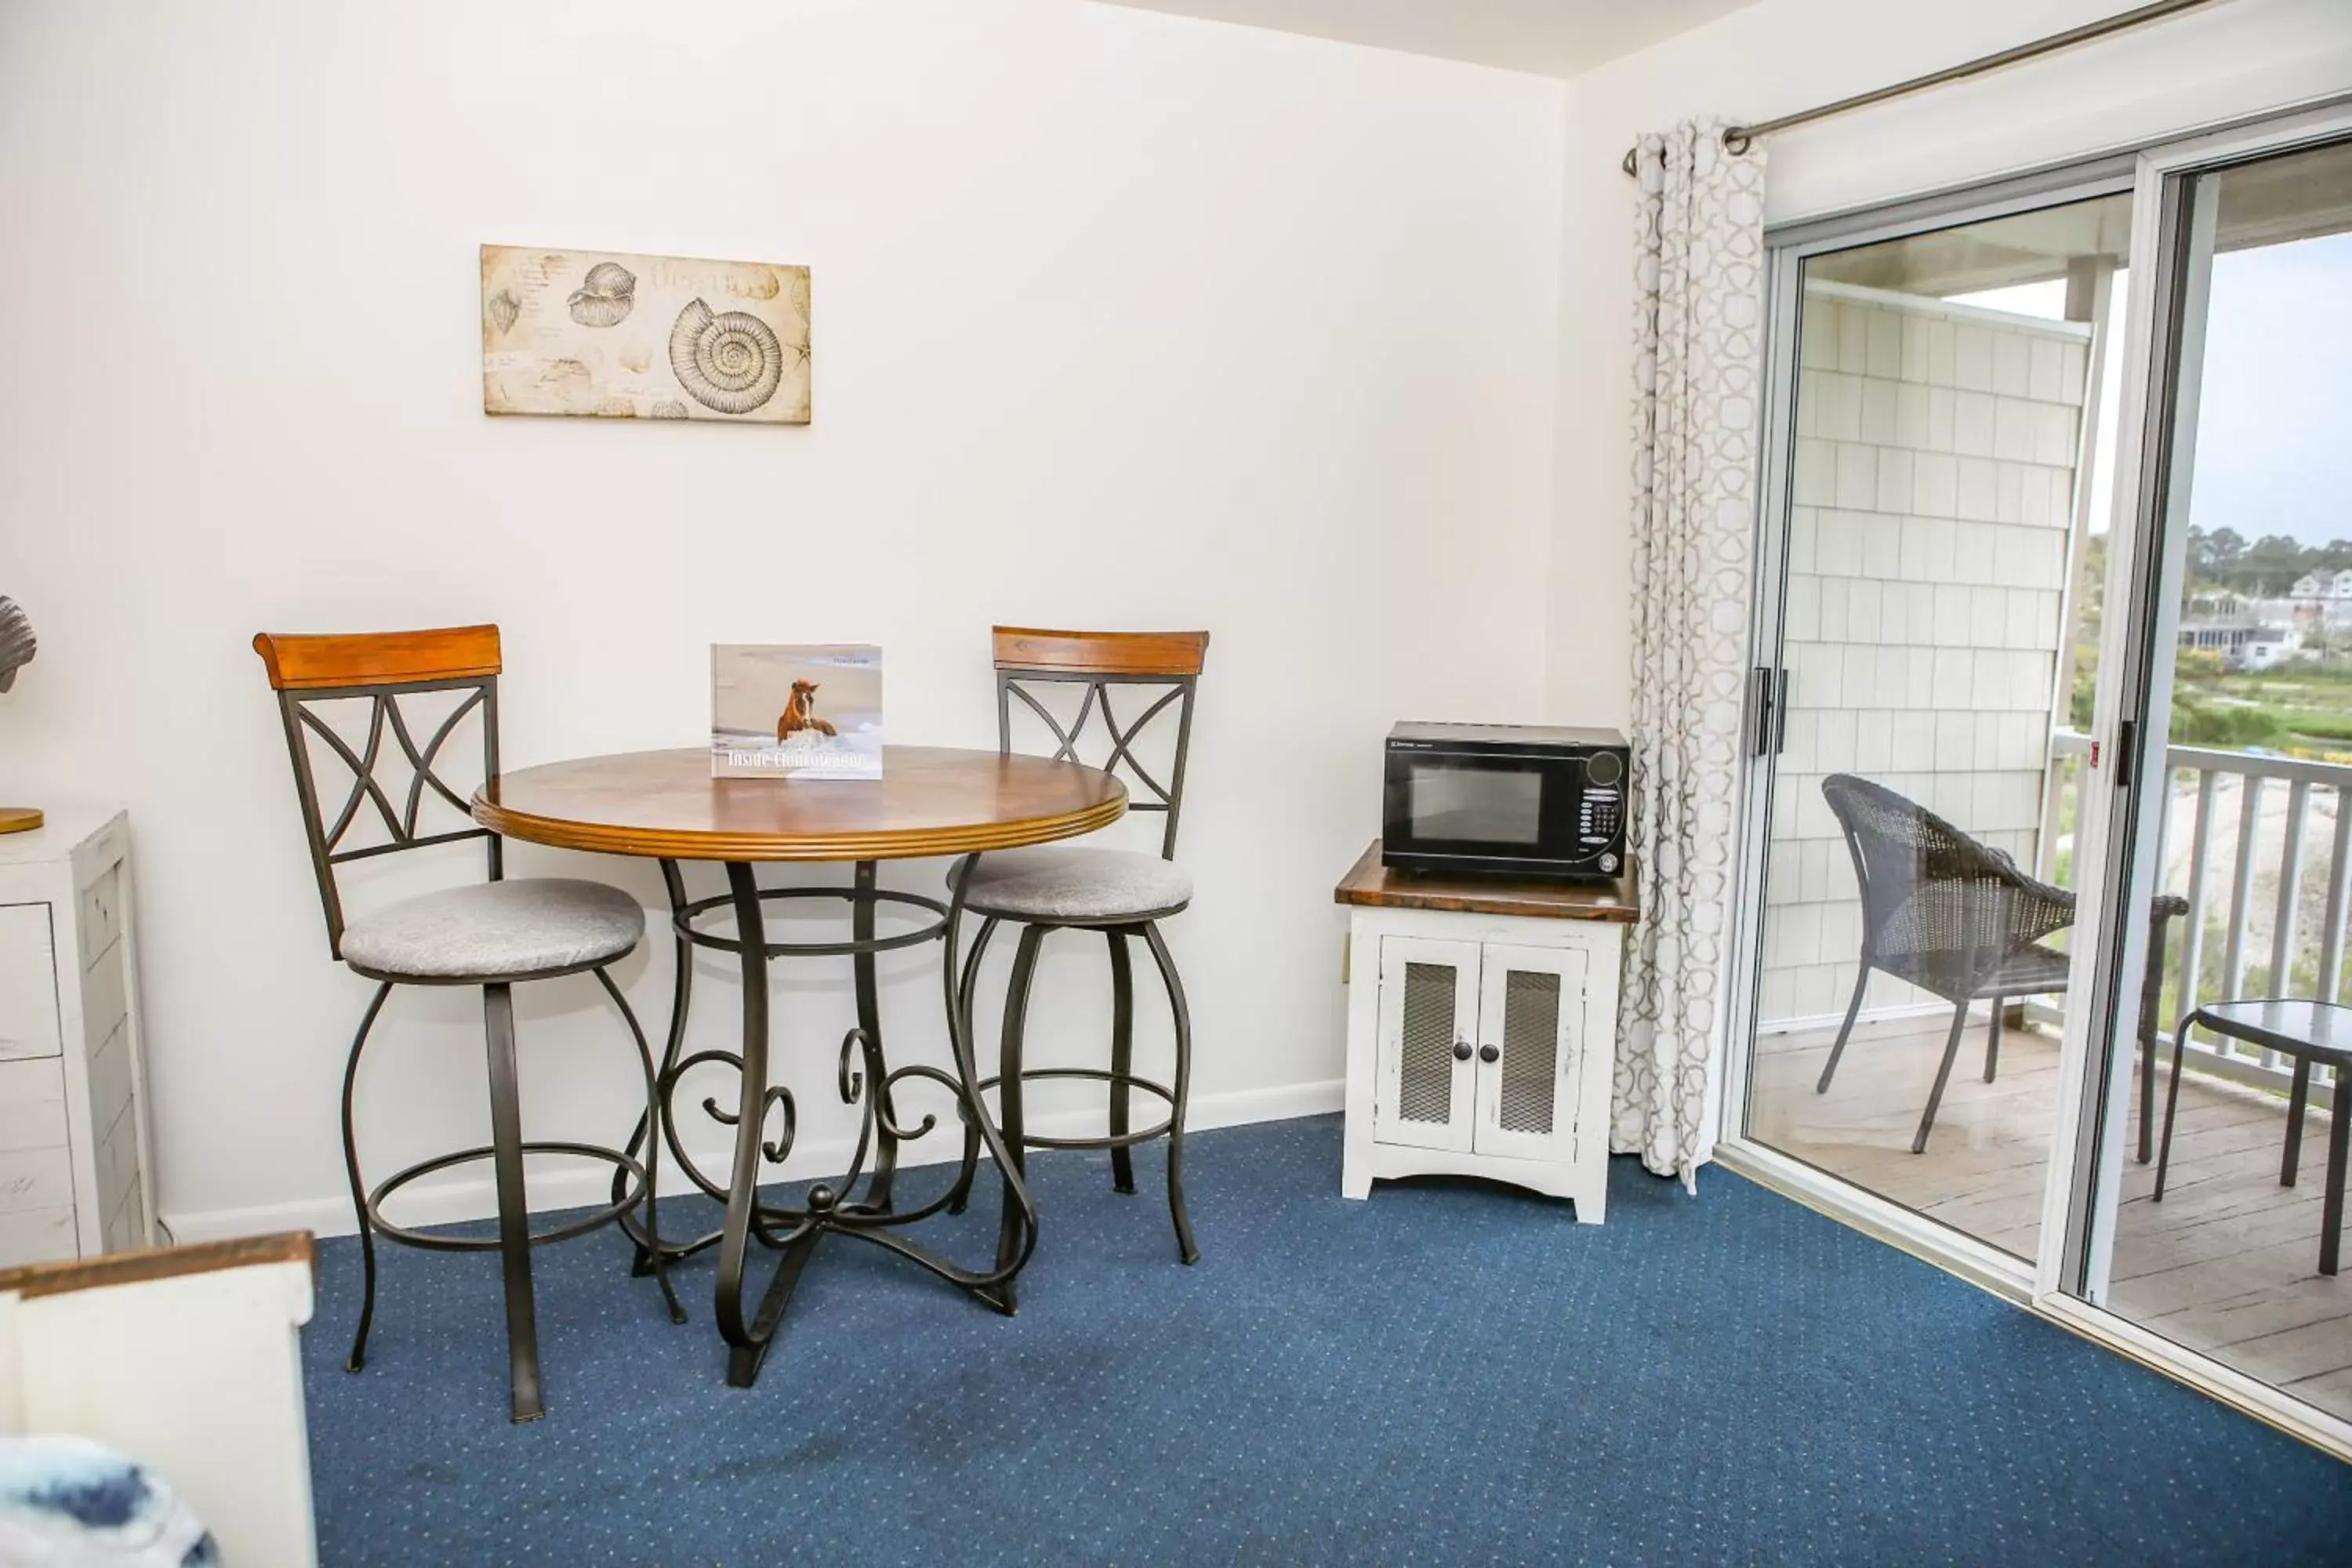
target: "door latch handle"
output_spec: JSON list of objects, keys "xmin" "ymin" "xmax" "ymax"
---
[
  {"xmin": 1750, "ymin": 666, "xmax": 1791, "ymax": 757},
  {"xmin": 1452, "ymin": 1038, "xmax": 1473, "ymax": 1062}
]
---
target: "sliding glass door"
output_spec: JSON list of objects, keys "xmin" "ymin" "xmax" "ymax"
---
[
  {"xmin": 2063, "ymin": 125, "xmax": 2352, "ymax": 1428},
  {"xmin": 1736, "ymin": 101, "xmax": 2352, "ymax": 1446},
  {"xmin": 1740, "ymin": 181, "xmax": 2135, "ymax": 1264}
]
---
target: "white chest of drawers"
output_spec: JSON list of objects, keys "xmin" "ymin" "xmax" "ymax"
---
[{"xmin": 0, "ymin": 805, "xmax": 156, "ymax": 1265}]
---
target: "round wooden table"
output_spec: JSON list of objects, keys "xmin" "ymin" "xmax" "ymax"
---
[{"xmin": 474, "ymin": 746, "xmax": 1126, "ymax": 1387}]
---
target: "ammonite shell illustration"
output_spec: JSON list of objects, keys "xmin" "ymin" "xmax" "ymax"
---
[
  {"xmin": 567, "ymin": 262, "xmax": 637, "ymax": 328},
  {"xmin": 668, "ymin": 298, "xmax": 782, "ymax": 416},
  {"xmin": 0, "ymin": 597, "xmax": 34, "ymax": 694},
  {"xmin": 485, "ymin": 288, "xmax": 521, "ymax": 335}
]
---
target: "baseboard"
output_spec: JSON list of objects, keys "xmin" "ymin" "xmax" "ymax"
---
[{"xmin": 162, "ymin": 1078, "xmax": 1346, "ymax": 1243}]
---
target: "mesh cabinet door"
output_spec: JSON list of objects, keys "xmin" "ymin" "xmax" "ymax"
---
[
  {"xmin": 1473, "ymin": 943, "xmax": 1587, "ymax": 1163},
  {"xmin": 1374, "ymin": 937, "xmax": 1479, "ymax": 1152}
]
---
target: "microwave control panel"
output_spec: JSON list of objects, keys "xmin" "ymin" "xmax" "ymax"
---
[
  {"xmin": 1577, "ymin": 790, "xmax": 1621, "ymax": 845},
  {"xmin": 1578, "ymin": 789, "xmax": 1622, "ymax": 872}
]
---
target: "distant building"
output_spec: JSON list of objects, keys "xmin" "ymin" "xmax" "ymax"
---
[
  {"xmin": 2288, "ymin": 568, "xmax": 2352, "ymax": 601},
  {"xmin": 2181, "ymin": 612, "xmax": 2304, "ymax": 671},
  {"xmin": 2180, "ymin": 589, "xmax": 2306, "ymax": 669},
  {"xmin": 2234, "ymin": 626, "xmax": 2303, "ymax": 670}
]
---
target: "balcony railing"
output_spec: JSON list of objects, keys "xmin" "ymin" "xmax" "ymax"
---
[{"xmin": 2049, "ymin": 729, "xmax": 2347, "ymax": 1095}]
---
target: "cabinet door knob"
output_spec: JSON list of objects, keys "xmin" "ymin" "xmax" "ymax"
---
[
  {"xmin": 1451, "ymin": 1037, "xmax": 1473, "ymax": 1062},
  {"xmin": 1478, "ymin": 1043, "xmax": 1501, "ymax": 1064}
]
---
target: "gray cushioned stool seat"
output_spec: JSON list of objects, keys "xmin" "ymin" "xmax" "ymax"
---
[
  {"xmin": 963, "ymin": 846, "xmax": 1192, "ymax": 924},
  {"xmin": 341, "ymin": 878, "xmax": 644, "ymax": 980}
]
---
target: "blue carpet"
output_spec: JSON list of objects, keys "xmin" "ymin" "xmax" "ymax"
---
[{"xmin": 302, "ymin": 1116, "xmax": 2352, "ymax": 1565}]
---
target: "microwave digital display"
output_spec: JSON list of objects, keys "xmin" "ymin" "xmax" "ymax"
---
[{"xmin": 1410, "ymin": 766, "xmax": 1543, "ymax": 845}]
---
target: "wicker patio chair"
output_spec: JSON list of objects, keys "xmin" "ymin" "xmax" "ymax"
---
[{"xmin": 1816, "ymin": 773, "xmax": 2186, "ymax": 1156}]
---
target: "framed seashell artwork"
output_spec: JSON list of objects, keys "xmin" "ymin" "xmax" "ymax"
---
[{"xmin": 481, "ymin": 245, "xmax": 811, "ymax": 423}]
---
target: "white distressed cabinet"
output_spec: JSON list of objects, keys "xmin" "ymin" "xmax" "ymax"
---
[
  {"xmin": 1337, "ymin": 841, "xmax": 1635, "ymax": 1220},
  {"xmin": 0, "ymin": 806, "xmax": 156, "ymax": 1265}
]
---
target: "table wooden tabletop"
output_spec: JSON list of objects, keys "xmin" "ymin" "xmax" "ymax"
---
[{"xmin": 474, "ymin": 745, "xmax": 1126, "ymax": 862}]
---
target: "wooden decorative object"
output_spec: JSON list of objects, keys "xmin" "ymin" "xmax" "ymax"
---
[
  {"xmin": 1335, "ymin": 839, "xmax": 1636, "ymax": 1216},
  {"xmin": 474, "ymin": 745, "xmax": 1127, "ymax": 862}
]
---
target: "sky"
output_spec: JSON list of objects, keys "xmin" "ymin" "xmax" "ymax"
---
[{"xmin": 2189, "ymin": 232, "xmax": 2352, "ymax": 548}]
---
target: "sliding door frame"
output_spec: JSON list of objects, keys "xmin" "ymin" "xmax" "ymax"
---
[
  {"xmin": 2035, "ymin": 97, "xmax": 2352, "ymax": 1459},
  {"xmin": 2035, "ymin": 139, "xmax": 2216, "ymax": 1308},
  {"xmin": 1719, "ymin": 95, "xmax": 2352, "ymax": 1460},
  {"xmin": 1718, "ymin": 159, "xmax": 2136, "ymax": 1306}
]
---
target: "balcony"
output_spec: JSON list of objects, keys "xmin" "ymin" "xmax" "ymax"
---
[{"xmin": 1752, "ymin": 731, "xmax": 2352, "ymax": 1423}]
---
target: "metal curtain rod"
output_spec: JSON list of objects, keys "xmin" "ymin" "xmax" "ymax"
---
[{"xmin": 1618, "ymin": 0, "xmax": 2219, "ymax": 177}]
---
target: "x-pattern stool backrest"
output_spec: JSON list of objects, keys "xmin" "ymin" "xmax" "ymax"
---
[
  {"xmin": 993, "ymin": 626, "xmax": 1208, "ymax": 862},
  {"xmin": 255, "ymin": 626, "xmax": 505, "ymax": 958},
  {"xmin": 298, "ymin": 684, "xmax": 488, "ymax": 857}
]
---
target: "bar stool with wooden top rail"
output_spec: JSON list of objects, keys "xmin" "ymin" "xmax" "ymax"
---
[
  {"xmin": 252, "ymin": 624, "xmax": 681, "ymax": 1423},
  {"xmin": 945, "ymin": 626, "xmax": 1209, "ymax": 1302}
]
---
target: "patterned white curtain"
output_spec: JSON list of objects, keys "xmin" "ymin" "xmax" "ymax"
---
[{"xmin": 1615, "ymin": 120, "xmax": 1767, "ymax": 1189}]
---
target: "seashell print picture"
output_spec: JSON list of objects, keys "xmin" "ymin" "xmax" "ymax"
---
[{"xmin": 481, "ymin": 245, "xmax": 811, "ymax": 423}]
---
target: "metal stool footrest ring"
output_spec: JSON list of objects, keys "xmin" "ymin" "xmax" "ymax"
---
[
  {"xmin": 970, "ymin": 1066, "xmax": 1178, "ymax": 1150},
  {"xmin": 670, "ymin": 885, "xmax": 949, "ymax": 959},
  {"xmin": 365, "ymin": 1140, "xmax": 648, "ymax": 1252}
]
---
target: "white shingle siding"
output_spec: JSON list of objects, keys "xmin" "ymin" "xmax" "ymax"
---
[{"xmin": 1762, "ymin": 282, "xmax": 2092, "ymax": 1029}]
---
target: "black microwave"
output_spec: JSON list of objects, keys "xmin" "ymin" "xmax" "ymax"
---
[{"xmin": 1381, "ymin": 722, "xmax": 1629, "ymax": 882}]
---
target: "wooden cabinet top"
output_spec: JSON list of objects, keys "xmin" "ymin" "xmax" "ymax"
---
[{"xmin": 1333, "ymin": 840, "xmax": 1639, "ymax": 924}]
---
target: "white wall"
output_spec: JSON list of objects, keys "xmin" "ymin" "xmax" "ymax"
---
[
  {"xmin": 0, "ymin": 0, "xmax": 1567, "ymax": 1235},
  {"xmin": 1546, "ymin": 0, "xmax": 2352, "ymax": 732}
]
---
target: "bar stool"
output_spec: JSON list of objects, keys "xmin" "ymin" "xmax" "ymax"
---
[
  {"xmin": 254, "ymin": 625, "xmax": 678, "ymax": 1422},
  {"xmin": 946, "ymin": 627, "xmax": 1208, "ymax": 1294}
]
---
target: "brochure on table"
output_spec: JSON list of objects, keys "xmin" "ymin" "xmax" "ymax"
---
[{"xmin": 711, "ymin": 644, "xmax": 883, "ymax": 779}]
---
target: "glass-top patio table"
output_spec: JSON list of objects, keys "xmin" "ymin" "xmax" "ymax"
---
[{"xmin": 2158, "ymin": 999, "xmax": 2352, "ymax": 1277}]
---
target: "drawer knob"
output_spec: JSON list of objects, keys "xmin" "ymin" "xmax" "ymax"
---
[
  {"xmin": 1451, "ymin": 1037, "xmax": 1473, "ymax": 1062},
  {"xmin": 1478, "ymin": 1043, "xmax": 1501, "ymax": 1064}
]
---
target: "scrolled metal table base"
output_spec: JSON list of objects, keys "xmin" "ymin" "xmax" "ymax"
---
[{"xmin": 612, "ymin": 855, "xmax": 1037, "ymax": 1388}]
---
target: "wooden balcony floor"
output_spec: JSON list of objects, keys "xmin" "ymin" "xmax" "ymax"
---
[{"xmin": 1751, "ymin": 1014, "xmax": 2352, "ymax": 1424}]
